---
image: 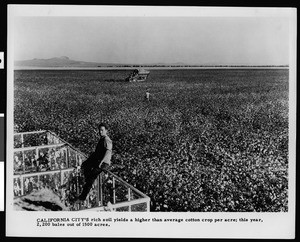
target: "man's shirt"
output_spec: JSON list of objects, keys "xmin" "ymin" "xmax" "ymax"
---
[{"xmin": 94, "ymin": 135, "xmax": 112, "ymax": 166}]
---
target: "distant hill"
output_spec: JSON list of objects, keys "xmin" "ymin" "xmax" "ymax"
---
[{"xmin": 15, "ymin": 56, "xmax": 121, "ymax": 68}]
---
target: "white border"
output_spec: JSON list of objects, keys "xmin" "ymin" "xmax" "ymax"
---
[
  {"xmin": 9, "ymin": 5, "xmax": 295, "ymax": 17},
  {"xmin": 6, "ymin": 5, "xmax": 297, "ymax": 239}
]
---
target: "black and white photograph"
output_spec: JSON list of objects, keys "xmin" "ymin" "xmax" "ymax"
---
[{"xmin": 6, "ymin": 5, "xmax": 296, "ymax": 238}]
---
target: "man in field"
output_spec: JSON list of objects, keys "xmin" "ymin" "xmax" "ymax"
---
[
  {"xmin": 75, "ymin": 122, "xmax": 113, "ymax": 203},
  {"xmin": 145, "ymin": 90, "xmax": 150, "ymax": 101}
]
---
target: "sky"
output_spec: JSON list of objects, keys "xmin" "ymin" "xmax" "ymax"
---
[{"xmin": 13, "ymin": 16, "xmax": 290, "ymax": 65}]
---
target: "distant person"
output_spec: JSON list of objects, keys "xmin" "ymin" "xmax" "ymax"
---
[
  {"xmin": 145, "ymin": 91, "xmax": 150, "ymax": 101},
  {"xmin": 74, "ymin": 122, "xmax": 113, "ymax": 203}
]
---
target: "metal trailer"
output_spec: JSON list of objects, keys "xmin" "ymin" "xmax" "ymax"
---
[{"xmin": 13, "ymin": 130, "xmax": 150, "ymax": 211}]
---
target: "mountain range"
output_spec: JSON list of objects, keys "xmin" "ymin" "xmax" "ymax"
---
[
  {"xmin": 15, "ymin": 56, "xmax": 195, "ymax": 68},
  {"xmin": 14, "ymin": 56, "xmax": 120, "ymax": 68},
  {"xmin": 14, "ymin": 56, "xmax": 288, "ymax": 68}
]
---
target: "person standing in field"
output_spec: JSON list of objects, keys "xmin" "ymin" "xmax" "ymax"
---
[
  {"xmin": 75, "ymin": 122, "xmax": 113, "ymax": 203},
  {"xmin": 145, "ymin": 90, "xmax": 150, "ymax": 101}
]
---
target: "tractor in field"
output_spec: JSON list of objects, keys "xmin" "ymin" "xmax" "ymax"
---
[{"xmin": 125, "ymin": 69, "xmax": 150, "ymax": 82}]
